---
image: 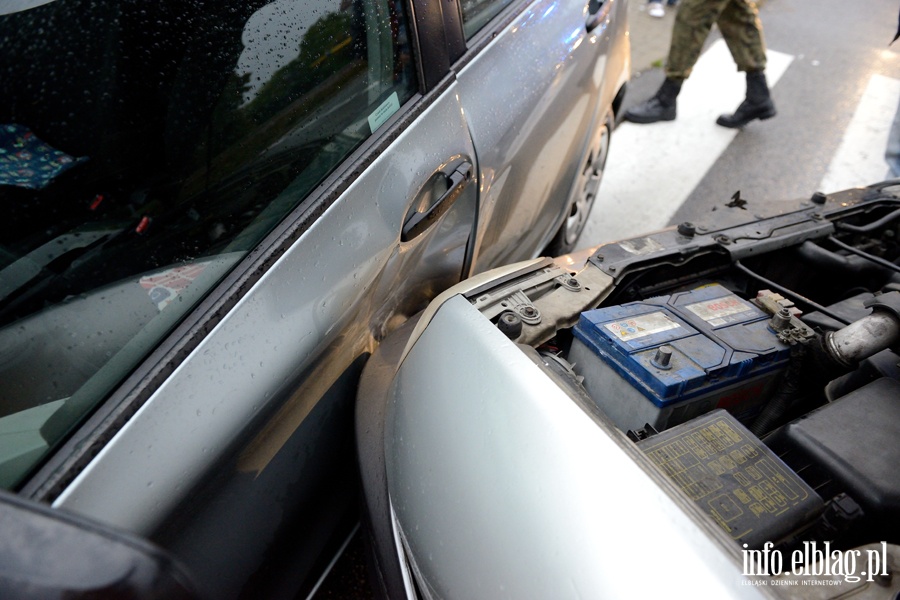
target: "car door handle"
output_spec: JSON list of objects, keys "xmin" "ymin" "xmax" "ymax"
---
[
  {"xmin": 401, "ymin": 161, "xmax": 473, "ymax": 242},
  {"xmin": 586, "ymin": 0, "xmax": 606, "ymax": 32}
]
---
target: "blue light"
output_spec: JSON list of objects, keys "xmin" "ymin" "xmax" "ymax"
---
[
  {"xmin": 564, "ymin": 26, "xmax": 582, "ymax": 46},
  {"xmin": 541, "ymin": 3, "xmax": 557, "ymax": 20}
]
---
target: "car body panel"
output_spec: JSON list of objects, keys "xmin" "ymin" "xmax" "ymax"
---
[
  {"xmin": 382, "ymin": 294, "xmax": 763, "ymax": 598},
  {"xmin": 458, "ymin": 0, "xmax": 630, "ymax": 271}
]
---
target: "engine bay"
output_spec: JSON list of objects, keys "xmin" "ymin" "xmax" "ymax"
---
[{"xmin": 472, "ymin": 182, "xmax": 900, "ymax": 586}]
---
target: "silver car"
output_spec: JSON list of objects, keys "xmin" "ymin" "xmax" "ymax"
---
[
  {"xmin": 358, "ymin": 182, "xmax": 900, "ymax": 598},
  {"xmin": 0, "ymin": 0, "xmax": 628, "ymax": 596}
]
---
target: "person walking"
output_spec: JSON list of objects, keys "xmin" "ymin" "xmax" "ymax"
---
[{"xmin": 625, "ymin": 0, "xmax": 775, "ymax": 128}]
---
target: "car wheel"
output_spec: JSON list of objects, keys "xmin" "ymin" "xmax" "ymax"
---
[{"xmin": 546, "ymin": 110, "xmax": 612, "ymax": 255}]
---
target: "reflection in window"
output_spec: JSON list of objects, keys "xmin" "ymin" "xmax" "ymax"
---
[
  {"xmin": 460, "ymin": 0, "xmax": 515, "ymax": 38},
  {"xmin": 0, "ymin": 0, "xmax": 416, "ymax": 489}
]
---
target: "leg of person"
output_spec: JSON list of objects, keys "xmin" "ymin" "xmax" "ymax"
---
[
  {"xmin": 666, "ymin": 0, "xmax": 730, "ymax": 79},
  {"xmin": 625, "ymin": 0, "xmax": 730, "ymax": 124},
  {"xmin": 715, "ymin": 0, "xmax": 775, "ymax": 127},
  {"xmin": 622, "ymin": 77, "xmax": 681, "ymax": 123}
]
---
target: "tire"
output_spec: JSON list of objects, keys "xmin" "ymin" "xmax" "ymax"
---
[{"xmin": 545, "ymin": 109, "xmax": 613, "ymax": 255}]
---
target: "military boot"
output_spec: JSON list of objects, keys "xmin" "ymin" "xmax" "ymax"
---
[
  {"xmin": 717, "ymin": 70, "xmax": 776, "ymax": 128},
  {"xmin": 624, "ymin": 78, "xmax": 682, "ymax": 124}
]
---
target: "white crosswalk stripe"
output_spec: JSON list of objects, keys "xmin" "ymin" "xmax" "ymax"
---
[
  {"xmin": 819, "ymin": 74, "xmax": 900, "ymax": 191},
  {"xmin": 578, "ymin": 39, "xmax": 795, "ymax": 249}
]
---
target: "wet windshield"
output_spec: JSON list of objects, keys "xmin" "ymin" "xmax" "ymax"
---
[{"xmin": 0, "ymin": 0, "xmax": 414, "ymax": 488}]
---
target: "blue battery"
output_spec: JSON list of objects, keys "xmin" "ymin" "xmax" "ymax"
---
[{"xmin": 569, "ymin": 284, "xmax": 790, "ymax": 431}]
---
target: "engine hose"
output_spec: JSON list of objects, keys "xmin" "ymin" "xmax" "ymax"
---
[
  {"xmin": 797, "ymin": 241, "xmax": 882, "ymax": 276},
  {"xmin": 826, "ymin": 235, "xmax": 900, "ymax": 275},
  {"xmin": 825, "ymin": 307, "xmax": 900, "ymax": 367},
  {"xmin": 751, "ymin": 292, "xmax": 900, "ymax": 436},
  {"xmin": 835, "ymin": 207, "xmax": 900, "ymax": 233}
]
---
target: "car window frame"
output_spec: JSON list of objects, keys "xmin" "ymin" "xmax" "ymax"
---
[
  {"xmin": 408, "ymin": 0, "xmax": 465, "ymax": 89},
  {"xmin": 449, "ymin": 0, "xmax": 544, "ymax": 73},
  {"xmin": 18, "ymin": 0, "xmax": 460, "ymax": 503},
  {"xmin": 412, "ymin": 0, "xmax": 589, "ymax": 92}
]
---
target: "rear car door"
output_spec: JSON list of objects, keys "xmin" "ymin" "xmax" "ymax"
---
[{"xmin": 455, "ymin": 0, "xmax": 630, "ymax": 268}]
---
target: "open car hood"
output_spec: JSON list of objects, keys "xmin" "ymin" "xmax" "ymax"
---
[{"xmin": 358, "ymin": 181, "xmax": 900, "ymax": 599}]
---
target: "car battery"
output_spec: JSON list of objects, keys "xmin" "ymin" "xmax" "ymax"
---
[{"xmin": 569, "ymin": 284, "xmax": 790, "ymax": 432}]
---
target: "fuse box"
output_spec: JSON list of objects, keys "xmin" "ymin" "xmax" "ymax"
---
[{"xmin": 638, "ymin": 410, "xmax": 824, "ymax": 547}]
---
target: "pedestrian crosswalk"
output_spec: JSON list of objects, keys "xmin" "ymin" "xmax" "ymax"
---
[
  {"xmin": 577, "ymin": 39, "xmax": 900, "ymax": 249},
  {"xmin": 819, "ymin": 74, "xmax": 900, "ymax": 191}
]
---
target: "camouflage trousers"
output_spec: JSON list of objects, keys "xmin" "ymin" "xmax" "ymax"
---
[{"xmin": 666, "ymin": 0, "xmax": 767, "ymax": 80}]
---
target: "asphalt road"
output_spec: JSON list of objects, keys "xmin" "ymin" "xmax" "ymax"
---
[{"xmin": 578, "ymin": 0, "xmax": 900, "ymax": 247}]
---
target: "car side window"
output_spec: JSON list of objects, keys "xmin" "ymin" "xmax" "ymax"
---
[
  {"xmin": 0, "ymin": 0, "xmax": 416, "ymax": 489},
  {"xmin": 459, "ymin": 0, "xmax": 516, "ymax": 38}
]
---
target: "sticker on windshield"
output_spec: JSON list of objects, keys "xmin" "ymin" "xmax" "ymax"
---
[
  {"xmin": 685, "ymin": 295, "xmax": 753, "ymax": 326},
  {"xmin": 368, "ymin": 92, "xmax": 401, "ymax": 134},
  {"xmin": 140, "ymin": 263, "xmax": 207, "ymax": 311},
  {"xmin": 604, "ymin": 312, "xmax": 681, "ymax": 341}
]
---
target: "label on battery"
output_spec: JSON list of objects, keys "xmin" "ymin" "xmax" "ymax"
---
[
  {"xmin": 684, "ymin": 296, "xmax": 755, "ymax": 327},
  {"xmin": 603, "ymin": 311, "xmax": 681, "ymax": 341}
]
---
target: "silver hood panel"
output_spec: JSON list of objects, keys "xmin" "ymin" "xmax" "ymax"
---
[{"xmin": 385, "ymin": 294, "xmax": 765, "ymax": 599}]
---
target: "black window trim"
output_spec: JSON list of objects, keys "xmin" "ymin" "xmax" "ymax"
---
[
  {"xmin": 408, "ymin": 0, "xmax": 464, "ymax": 91},
  {"xmin": 20, "ymin": 68, "xmax": 458, "ymax": 503}
]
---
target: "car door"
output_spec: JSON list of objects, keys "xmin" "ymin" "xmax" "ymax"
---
[
  {"xmin": 455, "ymin": 0, "xmax": 630, "ymax": 268},
  {"xmin": 1, "ymin": 0, "xmax": 477, "ymax": 596}
]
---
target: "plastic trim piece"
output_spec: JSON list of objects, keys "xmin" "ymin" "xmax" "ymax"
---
[
  {"xmin": 398, "ymin": 257, "xmax": 547, "ymax": 364},
  {"xmin": 0, "ymin": 489, "xmax": 198, "ymax": 599}
]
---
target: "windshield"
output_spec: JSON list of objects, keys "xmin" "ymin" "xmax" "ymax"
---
[{"xmin": 0, "ymin": 0, "xmax": 415, "ymax": 488}]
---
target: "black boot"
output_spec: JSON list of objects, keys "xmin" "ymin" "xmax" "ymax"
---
[
  {"xmin": 717, "ymin": 70, "xmax": 776, "ymax": 128},
  {"xmin": 624, "ymin": 78, "xmax": 682, "ymax": 124}
]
